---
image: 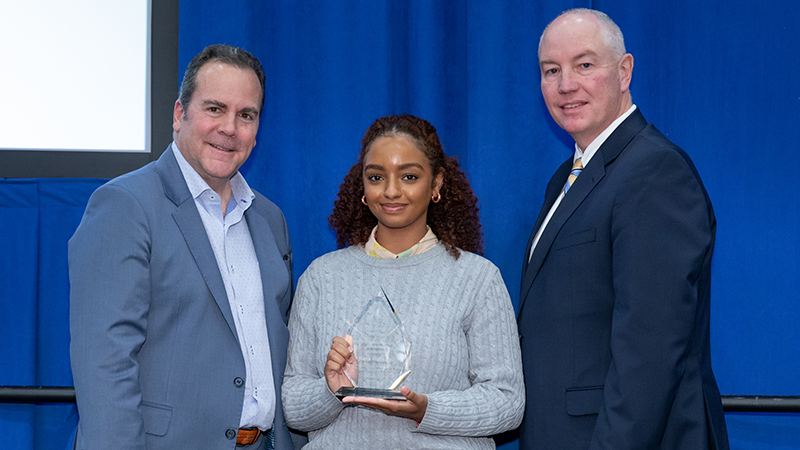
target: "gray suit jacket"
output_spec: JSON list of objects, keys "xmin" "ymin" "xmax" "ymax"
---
[{"xmin": 69, "ymin": 148, "xmax": 301, "ymax": 449}]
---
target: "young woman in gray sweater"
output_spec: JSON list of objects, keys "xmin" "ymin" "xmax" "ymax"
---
[{"xmin": 282, "ymin": 114, "xmax": 524, "ymax": 449}]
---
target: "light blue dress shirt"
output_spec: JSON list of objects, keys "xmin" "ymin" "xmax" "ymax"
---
[{"xmin": 172, "ymin": 143, "xmax": 275, "ymax": 430}]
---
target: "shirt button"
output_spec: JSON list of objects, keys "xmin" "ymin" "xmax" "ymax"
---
[
  {"xmin": 234, "ymin": 377, "xmax": 245, "ymax": 388},
  {"xmin": 226, "ymin": 428, "xmax": 237, "ymax": 440}
]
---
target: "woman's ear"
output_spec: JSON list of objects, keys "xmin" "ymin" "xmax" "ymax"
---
[{"xmin": 433, "ymin": 168, "xmax": 444, "ymax": 194}]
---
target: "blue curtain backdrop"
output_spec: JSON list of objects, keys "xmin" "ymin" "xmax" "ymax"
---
[
  {"xmin": 0, "ymin": 179, "xmax": 103, "ymax": 450},
  {"xmin": 1, "ymin": 1, "xmax": 798, "ymax": 449}
]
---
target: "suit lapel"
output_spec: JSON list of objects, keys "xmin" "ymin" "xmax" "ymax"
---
[
  {"xmin": 521, "ymin": 158, "xmax": 572, "ymax": 278},
  {"xmin": 156, "ymin": 148, "xmax": 239, "ymax": 340},
  {"xmin": 246, "ymin": 206, "xmax": 291, "ymax": 389},
  {"xmin": 246, "ymin": 206, "xmax": 284, "ymax": 328},
  {"xmin": 518, "ymin": 109, "xmax": 648, "ymax": 315},
  {"xmin": 518, "ymin": 158, "xmax": 606, "ymax": 314}
]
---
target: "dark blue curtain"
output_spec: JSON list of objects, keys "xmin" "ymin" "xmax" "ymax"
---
[
  {"xmin": 0, "ymin": 179, "xmax": 103, "ymax": 450},
  {"xmin": 1, "ymin": 1, "xmax": 798, "ymax": 449}
]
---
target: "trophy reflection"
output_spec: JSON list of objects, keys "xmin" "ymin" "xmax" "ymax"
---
[{"xmin": 336, "ymin": 287, "xmax": 411, "ymax": 400}]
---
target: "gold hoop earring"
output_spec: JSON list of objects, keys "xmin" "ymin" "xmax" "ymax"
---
[
  {"xmin": 432, "ymin": 192, "xmax": 441, "ymax": 203},
  {"xmin": 361, "ymin": 195, "xmax": 368, "ymax": 206}
]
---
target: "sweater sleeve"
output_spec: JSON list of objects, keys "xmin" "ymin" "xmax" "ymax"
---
[
  {"xmin": 281, "ymin": 267, "xmax": 346, "ymax": 431},
  {"xmin": 414, "ymin": 264, "xmax": 525, "ymax": 436}
]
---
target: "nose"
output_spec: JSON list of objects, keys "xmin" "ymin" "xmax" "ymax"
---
[
  {"xmin": 218, "ymin": 113, "xmax": 237, "ymax": 137},
  {"xmin": 384, "ymin": 177, "xmax": 401, "ymax": 198},
  {"xmin": 558, "ymin": 69, "xmax": 578, "ymax": 94}
]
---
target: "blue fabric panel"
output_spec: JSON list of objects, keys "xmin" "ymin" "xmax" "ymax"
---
[
  {"xmin": 0, "ymin": 181, "xmax": 38, "ymax": 450},
  {"xmin": 1, "ymin": 0, "xmax": 799, "ymax": 448},
  {"xmin": 177, "ymin": 2, "xmax": 800, "ymax": 448},
  {"xmin": 0, "ymin": 179, "xmax": 104, "ymax": 450},
  {"xmin": 36, "ymin": 180, "xmax": 104, "ymax": 450}
]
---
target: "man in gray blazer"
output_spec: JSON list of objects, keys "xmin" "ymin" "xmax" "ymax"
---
[{"xmin": 69, "ymin": 45, "xmax": 302, "ymax": 449}]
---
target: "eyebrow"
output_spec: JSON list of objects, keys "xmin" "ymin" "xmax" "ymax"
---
[
  {"xmin": 399, "ymin": 162, "xmax": 424, "ymax": 170},
  {"xmin": 203, "ymin": 99, "xmax": 226, "ymax": 108},
  {"xmin": 540, "ymin": 50, "xmax": 599, "ymax": 67},
  {"xmin": 202, "ymin": 99, "xmax": 260, "ymax": 116},
  {"xmin": 572, "ymin": 50, "xmax": 598, "ymax": 61},
  {"xmin": 364, "ymin": 162, "xmax": 425, "ymax": 171}
]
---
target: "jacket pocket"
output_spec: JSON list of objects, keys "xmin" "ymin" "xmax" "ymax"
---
[
  {"xmin": 141, "ymin": 401, "xmax": 172, "ymax": 436},
  {"xmin": 554, "ymin": 228, "xmax": 596, "ymax": 250},
  {"xmin": 565, "ymin": 385, "xmax": 603, "ymax": 416}
]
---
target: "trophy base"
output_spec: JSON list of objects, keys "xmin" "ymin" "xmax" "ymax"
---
[{"xmin": 335, "ymin": 387, "xmax": 407, "ymax": 401}]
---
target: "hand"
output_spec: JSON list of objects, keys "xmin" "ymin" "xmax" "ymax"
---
[
  {"xmin": 342, "ymin": 386, "xmax": 428, "ymax": 424},
  {"xmin": 324, "ymin": 335, "xmax": 357, "ymax": 394}
]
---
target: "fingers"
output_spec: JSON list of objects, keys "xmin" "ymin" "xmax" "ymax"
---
[
  {"xmin": 342, "ymin": 390, "xmax": 428, "ymax": 423},
  {"xmin": 331, "ymin": 336, "xmax": 352, "ymax": 356},
  {"xmin": 342, "ymin": 396, "xmax": 400, "ymax": 414},
  {"xmin": 325, "ymin": 336, "xmax": 356, "ymax": 393},
  {"xmin": 327, "ymin": 336, "xmax": 353, "ymax": 366},
  {"xmin": 401, "ymin": 387, "xmax": 428, "ymax": 423}
]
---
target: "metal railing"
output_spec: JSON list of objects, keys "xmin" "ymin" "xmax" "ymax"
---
[
  {"xmin": 720, "ymin": 395, "xmax": 800, "ymax": 413},
  {"xmin": 1, "ymin": 386, "xmax": 799, "ymax": 413},
  {"xmin": 0, "ymin": 386, "xmax": 76, "ymax": 404}
]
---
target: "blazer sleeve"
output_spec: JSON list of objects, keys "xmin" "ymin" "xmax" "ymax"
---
[
  {"xmin": 590, "ymin": 145, "xmax": 714, "ymax": 448},
  {"xmin": 69, "ymin": 183, "xmax": 152, "ymax": 450}
]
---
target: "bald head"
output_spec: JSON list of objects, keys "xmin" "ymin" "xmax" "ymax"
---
[
  {"xmin": 537, "ymin": 9, "xmax": 634, "ymax": 149},
  {"xmin": 539, "ymin": 9, "xmax": 626, "ymax": 61}
]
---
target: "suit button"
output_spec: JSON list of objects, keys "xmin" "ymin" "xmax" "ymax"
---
[
  {"xmin": 234, "ymin": 377, "xmax": 244, "ymax": 388},
  {"xmin": 226, "ymin": 428, "xmax": 237, "ymax": 440}
]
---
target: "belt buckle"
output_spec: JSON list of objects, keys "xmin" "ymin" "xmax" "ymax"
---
[{"xmin": 236, "ymin": 427, "xmax": 261, "ymax": 447}]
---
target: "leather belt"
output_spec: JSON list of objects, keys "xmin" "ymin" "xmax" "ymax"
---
[{"xmin": 236, "ymin": 427, "xmax": 262, "ymax": 446}]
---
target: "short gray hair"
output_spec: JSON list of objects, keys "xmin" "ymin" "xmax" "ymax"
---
[{"xmin": 539, "ymin": 8, "xmax": 626, "ymax": 60}]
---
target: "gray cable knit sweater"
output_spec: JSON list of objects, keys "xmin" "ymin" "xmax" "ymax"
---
[{"xmin": 282, "ymin": 244, "xmax": 524, "ymax": 449}]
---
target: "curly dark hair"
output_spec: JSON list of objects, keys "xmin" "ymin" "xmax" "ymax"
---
[{"xmin": 328, "ymin": 114, "xmax": 483, "ymax": 259}]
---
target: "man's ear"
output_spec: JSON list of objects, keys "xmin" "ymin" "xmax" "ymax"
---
[
  {"xmin": 619, "ymin": 53, "xmax": 634, "ymax": 93},
  {"xmin": 173, "ymin": 100, "xmax": 184, "ymax": 133}
]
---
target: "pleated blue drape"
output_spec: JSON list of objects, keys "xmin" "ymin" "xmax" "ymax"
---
[
  {"xmin": 1, "ymin": 1, "xmax": 798, "ymax": 449},
  {"xmin": 0, "ymin": 179, "xmax": 103, "ymax": 450}
]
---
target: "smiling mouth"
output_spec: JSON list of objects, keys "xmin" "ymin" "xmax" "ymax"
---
[
  {"xmin": 563, "ymin": 102, "xmax": 587, "ymax": 110},
  {"xmin": 381, "ymin": 203, "xmax": 407, "ymax": 213},
  {"xmin": 210, "ymin": 143, "xmax": 234, "ymax": 152}
]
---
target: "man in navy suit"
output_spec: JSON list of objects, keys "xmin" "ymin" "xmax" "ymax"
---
[
  {"xmin": 517, "ymin": 9, "xmax": 729, "ymax": 449},
  {"xmin": 69, "ymin": 45, "xmax": 302, "ymax": 449}
]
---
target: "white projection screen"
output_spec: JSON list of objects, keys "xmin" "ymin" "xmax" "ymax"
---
[{"xmin": 0, "ymin": 0, "xmax": 178, "ymax": 178}]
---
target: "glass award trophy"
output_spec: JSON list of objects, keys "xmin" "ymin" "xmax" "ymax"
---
[{"xmin": 335, "ymin": 287, "xmax": 411, "ymax": 401}]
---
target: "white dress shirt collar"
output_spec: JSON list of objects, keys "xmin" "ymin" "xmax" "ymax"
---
[
  {"xmin": 171, "ymin": 142, "xmax": 255, "ymax": 215},
  {"xmin": 574, "ymin": 104, "xmax": 637, "ymax": 166}
]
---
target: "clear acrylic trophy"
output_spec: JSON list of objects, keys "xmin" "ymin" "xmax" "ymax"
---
[{"xmin": 335, "ymin": 287, "xmax": 411, "ymax": 401}]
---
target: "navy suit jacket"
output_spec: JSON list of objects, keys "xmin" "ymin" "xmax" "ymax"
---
[
  {"xmin": 69, "ymin": 148, "xmax": 303, "ymax": 449},
  {"xmin": 517, "ymin": 109, "xmax": 729, "ymax": 449}
]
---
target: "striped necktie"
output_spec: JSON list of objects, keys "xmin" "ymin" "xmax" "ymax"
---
[{"xmin": 564, "ymin": 157, "xmax": 583, "ymax": 194}]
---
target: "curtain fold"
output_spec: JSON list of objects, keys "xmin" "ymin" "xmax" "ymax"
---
[
  {"xmin": 1, "ymin": 1, "xmax": 798, "ymax": 449},
  {"xmin": 0, "ymin": 179, "xmax": 104, "ymax": 450}
]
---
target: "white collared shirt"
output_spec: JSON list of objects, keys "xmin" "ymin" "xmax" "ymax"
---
[
  {"xmin": 172, "ymin": 143, "xmax": 275, "ymax": 430},
  {"xmin": 528, "ymin": 105, "xmax": 638, "ymax": 261}
]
